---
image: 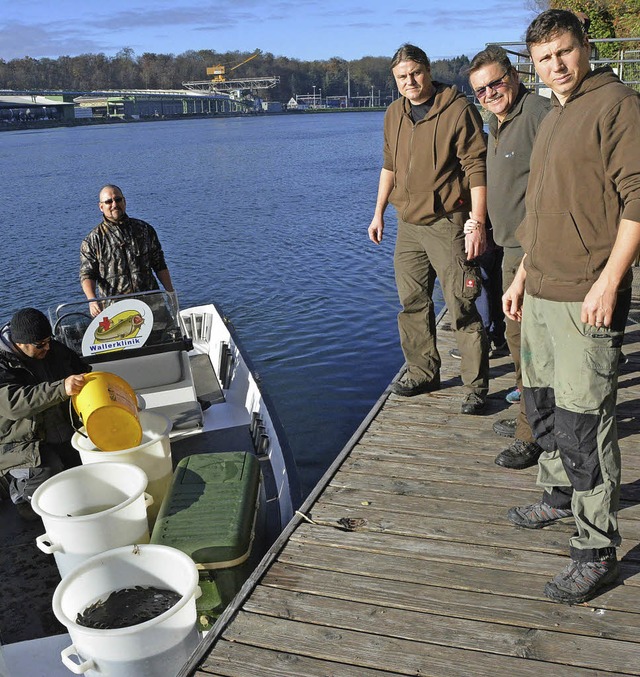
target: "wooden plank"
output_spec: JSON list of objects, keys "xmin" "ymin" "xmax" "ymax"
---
[
  {"xmin": 214, "ymin": 611, "xmax": 621, "ymax": 677},
  {"xmin": 335, "ymin": 455, "xmax": 640, "ymax": 492},
  {"xmin": 328, "ymin": 468, "xmax": 640, "ymax": 510},
  {"xmin": 353, "ymin": 436, "xmax": 640, "ymax": 473},
  {"xmin": 242, "ymin": 585, "xmax": 640, "ymax": 674},
  {"xmin": 289, "ymin": 525, "xmax": 640, "ymax": 589},
  {"xmin": 318, "ymin": 483, "xmax": 640, "ymax": 525},
  {"xmin": 194, "ymin": 641, "xmax": 401, "ymax": 677},
  {"xmin": 305, "ymin": 499, "xmax": 640, "ymax": 555},
  {"xmin": 304, "ymin": 502, "xmax": 575, "ymax": 555},
  {"xmin": 264, "ymin": 559, "xmax": 640, "ymax": 639}
]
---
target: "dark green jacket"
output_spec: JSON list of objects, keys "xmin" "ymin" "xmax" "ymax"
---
[
  {"xmin": 487, "ymin": 84, "xmax": 551, "ymax": 250},
  {"xmin": 0, "ymin": 330, "xmax": 89, "ymax": 475}
]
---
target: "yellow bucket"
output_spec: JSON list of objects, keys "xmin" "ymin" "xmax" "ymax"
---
[{"xmin": 73, "ymin": 372, "xmax": 142, "ymax": 452}]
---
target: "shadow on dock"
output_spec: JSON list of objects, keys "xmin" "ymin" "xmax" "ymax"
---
[{"xmin": 183, "ymin": 272, "xmax": 640, "ymax": 675}]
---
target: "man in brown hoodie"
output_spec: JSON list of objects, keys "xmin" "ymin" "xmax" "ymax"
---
[
  {"xmin": 504, "ymin": 10, "xmax": 640, "ymax": 604},
  {"xmin": 368, "ymin": 44, "xmax": 489, "ymax": 415}
]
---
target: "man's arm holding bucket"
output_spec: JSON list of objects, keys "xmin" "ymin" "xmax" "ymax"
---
[{"xmin": 65, "ymin": 375, "xmax": 86, "ymax": 397}]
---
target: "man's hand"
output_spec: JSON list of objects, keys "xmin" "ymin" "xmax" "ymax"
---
[
  {"xmin": 64, "ymin": 374, "xmax": 86, "ymax": 397},
  {"xmin": 368, "ymin": 215, "xmax": 385, "ymax": 244},
  {"xmin": 503, "ymin": 277, "xmax": 525, "ymax": 322},
  {"xmin": 464, "ymin": 226, "xmax": 486, "ymax": 260},
  {"xmin": 89, "ymin": 301, "xmax": 102, "ymax": 317},
  {"xmin": 581, "ymin": 276, "xmax": 617, "ymax": 328}
]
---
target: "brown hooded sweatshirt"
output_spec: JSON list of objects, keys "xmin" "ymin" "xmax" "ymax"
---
[
  {"xmin": 382, "ymin": 81, "xmax": 486, "ymax": 226},
  {"xmin": 517, "ymin": 68, "xmax": 640, "ymax": 302}
]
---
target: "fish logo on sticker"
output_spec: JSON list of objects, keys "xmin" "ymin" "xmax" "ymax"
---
[{"xmin": 81, "ymin": 299, "xmax": 153, "ymax": 356}]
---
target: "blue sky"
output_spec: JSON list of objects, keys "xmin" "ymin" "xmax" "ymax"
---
[{"xmin": 1, "ymin": 0, "xmax": 536, "ymax": 62}]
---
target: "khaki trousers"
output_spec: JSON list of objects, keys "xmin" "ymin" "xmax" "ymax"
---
[
  {"xmin": 502, "ymin": 247, "xmax": 535, "ymax": 444},
  {"xmin": 394, "ymin": 216, "xmax": 488, "ymax": 395},
  {"xmin": 521, "ymin": 293, "xmax": 628, "ymax": 556}
]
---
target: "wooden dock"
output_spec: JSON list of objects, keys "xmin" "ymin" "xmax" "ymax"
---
[{"xmin": 182, "ymin": 281, "xmax": 640, "ymax": 677}]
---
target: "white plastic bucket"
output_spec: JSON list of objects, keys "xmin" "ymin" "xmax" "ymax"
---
[
  {"xmin": 72, "ymin": 410, "xmax": 172, "ymax": 526},
  {"xmin": 53, "ymin": 544, "xmax": 201, "ymax": 677},
  {"xmin": 31, "ymin": 463, "xmax": 152, "ymax": 579}
]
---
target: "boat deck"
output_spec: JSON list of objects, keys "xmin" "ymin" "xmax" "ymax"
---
[{"xmin": 184, "ymin": 276, "xmax": 640, "ymax": 676}]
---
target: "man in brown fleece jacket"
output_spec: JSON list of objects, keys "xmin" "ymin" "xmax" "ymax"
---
[
  {"xmin": 504, "ymin": 10, "xmax": 640, "ymax": 605},
  {"xmin": 368, "ymin": 43, "xmax": 489, "ymax": 415}
]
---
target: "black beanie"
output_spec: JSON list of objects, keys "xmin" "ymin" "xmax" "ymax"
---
[{"xmin": 10, "ymin": 308, "xmax": 52, "ymax": 344}]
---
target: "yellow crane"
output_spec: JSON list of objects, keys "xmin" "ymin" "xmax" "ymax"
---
[{"xmin": 206, "ymin": 52, "xmax": 259, "ymax": 83}]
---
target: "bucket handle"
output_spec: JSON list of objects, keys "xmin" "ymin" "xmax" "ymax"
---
[
  {"xmin": 36, "ymin": 533, "xmax": 63, "ymax": 554},
  {"xmin": 144, "ymin": 492, "xmax": 154, "ymax": 509},
  {"xmin": 61, "ymin": 645, "xmax": 95, "ymax": 674},
  {"xmin": 68, "ymin": 398, "xmax": 89, "ymax": 440}
]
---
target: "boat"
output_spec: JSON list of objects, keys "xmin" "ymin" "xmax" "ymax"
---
[{"xmin": 0, "ymin": 289, "xmax": 301, "ymax": 676}]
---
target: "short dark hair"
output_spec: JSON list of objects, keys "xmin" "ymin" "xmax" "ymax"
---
[
  {"xmin": 469, "ymin": 45, "xmax": 512, "ymax": 78},
  {"xmin": 391, "ymin": 44, "xmax": 430, "ymax": 71},
  {"xmin": 99, "ymin": 184, "xmax": 124, "ymax": 197},
  {"xmin": 526, "ymin": 9, "xmax": 586, "ymax": 49}
]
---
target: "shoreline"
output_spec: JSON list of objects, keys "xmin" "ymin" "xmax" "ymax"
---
[{"xmin": 0, "ymin": 106, "xmax": 387, "ymax": 133}]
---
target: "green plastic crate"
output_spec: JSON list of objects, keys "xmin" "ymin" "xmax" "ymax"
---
[
  {"xmin": 151, "ymin": 452, "xmax": 260, "ymax": 568},
  {"xmin": 150, "ymin": 452, "xmax": 261, "ymax": 630}
]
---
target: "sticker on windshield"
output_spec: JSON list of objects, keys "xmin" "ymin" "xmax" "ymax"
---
[{"xmin": 81, "ymin": 300, "xmax": 153, "ymax": 356}]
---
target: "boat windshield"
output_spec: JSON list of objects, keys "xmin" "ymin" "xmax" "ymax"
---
[{"xmin": 48, "ymin": 290, "xmax": 183, "ymax": 358}]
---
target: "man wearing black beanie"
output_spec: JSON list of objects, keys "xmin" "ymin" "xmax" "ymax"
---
[{"xmin": 0, "ymin": 308, "xmax": 89, "ymax": 520}]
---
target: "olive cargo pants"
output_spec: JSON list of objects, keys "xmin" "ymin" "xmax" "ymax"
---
[
  {"xmin": 521, "ymin": 291, "xmax": 630, "ymax": 559},
  {"xmin": 394, "ymin": 216, "xmax": 488, "ymax": 396},
  {"xmin": 502, "ymin": 247, "xmax": 535, "ymax": 444}
]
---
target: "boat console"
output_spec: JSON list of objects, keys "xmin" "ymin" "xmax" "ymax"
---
[{"xmin": 49, "ymin": 291, "xmax": 203, "ymax": 432}]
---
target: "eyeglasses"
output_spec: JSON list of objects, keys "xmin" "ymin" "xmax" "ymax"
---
[
  {"xmin": 474, "ymin": 70, "xmax": 510, "ymax": 99},
  {"xmin": 31, "ymin": 337, "xmax": 51, "ymax": 349},
  {"xmin": 101, "ymin": 196, "xmax": 124, "ymax": 205}
]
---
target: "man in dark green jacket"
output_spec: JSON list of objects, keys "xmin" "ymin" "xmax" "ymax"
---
[
  {"xmin": 468, "ymin": 45, "xmax": 551, "ymax": 469},
  {"xmin": 0, "ymin": 308, "xmax": 88, "ymax": 519}
]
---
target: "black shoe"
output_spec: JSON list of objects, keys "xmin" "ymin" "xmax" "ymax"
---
[
  {"xmin": 495, "ymin": 439, "xmax": 543, "ymax": 469},
  {"xmin": 489, "ymin": 341, "xmax": 510, "ymax": 359},
  {"xmin": 391, "ymin": 374, "xmax": 440, "ymax": 397},
  {"xmin": 461, "ymin": 392, "xmax": 486, "ymax": 415},
  {"xmin": 493, "ymin": 418, "xmax": 516, "ymax": 438},
  {"xmin": 507, "ymin": 501, "xmax": 573, "ymax": 529},
  {"xmin": 449, "ymin": 348, "xmax": 462, "ymax": 360},
  {"xmin": 544, "ymin": 558, "xmax": 619, "ymax": 605}
]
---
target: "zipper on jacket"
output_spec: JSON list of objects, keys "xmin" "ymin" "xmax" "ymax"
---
[
  {"xmin": 402, "ymin": 118, "xmax": 417, "ymax": 223},
  {"xmin": 529, "ymin": 106, "xmax": 563, "ymax": 283}
]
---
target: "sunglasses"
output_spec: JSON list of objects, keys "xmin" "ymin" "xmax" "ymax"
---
[
  {"xmin": 101, "ymin": 196, "xmax": 125, "ymax": 206},
  {"xmin": 32, "ymin": 337, "xmax": 52, "ymax": 349},
  {"xmin": 474, "ymin": 70, "xmax": 510, "ymax": 100}
]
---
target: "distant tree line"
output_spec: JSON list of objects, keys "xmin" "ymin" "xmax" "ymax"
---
[
  {"xmin": 0, "ymin": 48, "xmax": 475, "ymax": 102},
  {"xmin": 532, "ymin": 0, "xmax": 639, "ymax": 56},
  {"xmin": 535, "ymin": 0, "xmax": 640, "ymax": 37}
]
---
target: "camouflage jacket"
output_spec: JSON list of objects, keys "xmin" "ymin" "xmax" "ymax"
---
[{"xmin": 79, "ymin": 215, "xmax": 169, "ymax": 297}]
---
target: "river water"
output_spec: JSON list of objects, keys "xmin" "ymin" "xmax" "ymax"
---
[{"xmin": 2, "ymin": 113, "xmax": 409, "ymax": 496}]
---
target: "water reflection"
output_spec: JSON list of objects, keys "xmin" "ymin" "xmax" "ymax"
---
[{"xmin": 2, "ymin": 113, "xmax": 404, "ymax": 495}]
